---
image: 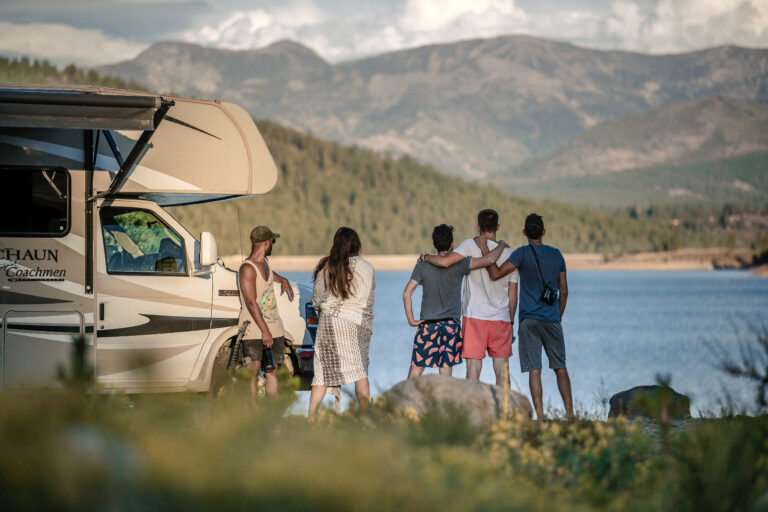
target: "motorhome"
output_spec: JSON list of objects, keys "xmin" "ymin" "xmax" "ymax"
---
[{"xmin": 0, "ymin": 84, "xmax": 316, "ymax": 392}]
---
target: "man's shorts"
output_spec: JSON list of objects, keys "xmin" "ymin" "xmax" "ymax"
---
[
  {"xmin": 518, "ymin": 319, "xmax": 566, "ymax": 373},
  {"xmin": 411, "ymin": 319, "xmax": 462, "ymax": 368},
  {"xmin": 461, "ymin": 317, "xmax": 513, "ymax": 359},
  {"xmin": 242, "ymin": 336, "xmax": 285, "ymax": 371}
]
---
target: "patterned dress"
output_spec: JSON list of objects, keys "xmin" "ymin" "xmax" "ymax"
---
[{"xmin": 311, "ymin": 256, "xmax": 375, "ymax": 387}]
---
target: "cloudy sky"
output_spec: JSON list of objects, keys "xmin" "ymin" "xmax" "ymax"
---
[{"xmin": 1, "ymin": 0, "xmax": 767, "ymax": 67}]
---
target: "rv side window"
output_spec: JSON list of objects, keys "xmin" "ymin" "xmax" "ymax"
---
[
  {"xmin": 100, "ymin": 207, "xmax": 187, "ymax": 275},
  {"xmin": 0, "ymin": 167, "xmax": 69, "ymax": 236}
]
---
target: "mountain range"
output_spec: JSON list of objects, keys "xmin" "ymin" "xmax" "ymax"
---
[
  {"xmin": 2, "ymin": 55, "xmax": 763, "ymax": 253},
  {"xmin": 498, "ymin": 97, "xmax": 768, "ymax": 207},
  {"xmin": 98, "ymin": 36, "xmax": 768, "ymax": 190}
]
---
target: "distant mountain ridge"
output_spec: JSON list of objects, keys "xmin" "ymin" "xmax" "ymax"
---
[
  {"xmin": 507, "ymin": 97, "xmax": 768, "ymax": 180},
  {"xmin": 492, "ymin": 96, "xmax": 768, "ymax": 208},
  {"xmin": 98, "ymin": 36, "xmax": 768, "ymax": 182}
]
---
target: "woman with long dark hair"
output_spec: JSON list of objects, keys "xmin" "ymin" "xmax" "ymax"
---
[{"xmin": 308, "ymin": 227, "xmax": 375, "ymax": 420}]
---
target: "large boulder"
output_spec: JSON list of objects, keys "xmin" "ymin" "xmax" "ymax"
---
[
  {"xmin": 608, "ymin": 385, "xmax": 690, "ymax": 419},
  {"xmin": 382, "ymin": 374, "xmax": 532, "ymax": 425}
]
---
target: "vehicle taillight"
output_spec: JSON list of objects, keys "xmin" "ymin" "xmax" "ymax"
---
[{"xmin": 305, "ymin": 303, "xmax": 318, "ymax": 326}]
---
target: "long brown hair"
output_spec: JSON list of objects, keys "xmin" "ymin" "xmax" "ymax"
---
[{"xmin": 313, "ymin": 227, "xmax": 361, "ymax": 300}]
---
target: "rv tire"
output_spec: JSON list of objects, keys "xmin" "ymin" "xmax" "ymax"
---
[{"xmin": 209, "ymin": 339, "xmax": 235, "ymax": 398}]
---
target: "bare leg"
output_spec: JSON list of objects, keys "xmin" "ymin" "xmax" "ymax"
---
[
  {"xmin": 355, "ymin": 378, "xmax": 370, "ymax": 407},
  {"xmin": 408, "ymin": 365, "xmax": 425, "ymax": 379},
  {"xmin": 466, "ymin": 358, "xmax": 482, "ymax": 380},
  {"xmin": 492, "ymin": 358, "xmax": 509, "ymax": 387},
  {"xmin": 438, "ymin": 365, "xmax": 453, "ymax": 377},
  {"xmin": 554, "ymin": 367, "xmax": 575, "ymax": 420},
  {"xmin": 308, "ymin": 385, "xmax": 327, "ymax": 421},
  {"xmin": 249, "ymin": 361, "xmax": 262, "ymax": 395},
  {"xmin": 264, "ymin": 370, "xmax": 278, "ymax": 396},
  {"xmin": 529, "ymin": 369, "xmax": 544, "ymax": 421}
]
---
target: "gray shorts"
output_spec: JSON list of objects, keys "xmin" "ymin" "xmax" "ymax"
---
[
  {"xmin": 518, "ymin": 319, "xmax": 566, "ymax": 373},
  {"xmin": 242, "ymin": 336, "xmax": 285, "ymax": 371}
]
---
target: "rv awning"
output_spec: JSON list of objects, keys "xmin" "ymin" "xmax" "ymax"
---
[
  {"xmin": 0, "ymin": 91, "xmax": 162, "ymax": 130},
  {"xmin": 96, "ymin": 99, "xmax": 279, "ymax": 199},
  {"xmin": 0, "ymin": 86, "xmax": 279, "ymax": 201}
]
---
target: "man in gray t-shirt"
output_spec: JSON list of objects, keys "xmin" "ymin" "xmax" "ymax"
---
[{"xmin": 403, "ymin": 224, "xmax": 507, "ymax": 378}]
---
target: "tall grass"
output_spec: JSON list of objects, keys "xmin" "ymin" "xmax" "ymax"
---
[
  {"xmin": 1, "ymin": 334, "xmax": 767, "ymax": 511},
  {"xmin": 1, "ymin": 383, "xmax": 766, "ymax": 511}
]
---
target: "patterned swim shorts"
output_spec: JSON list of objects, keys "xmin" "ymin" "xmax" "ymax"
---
[{"xmin": 411, "ymin": 318, "xmax": 463, "ymax": 368}]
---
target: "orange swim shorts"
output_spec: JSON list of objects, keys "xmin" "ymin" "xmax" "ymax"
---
[{"xmin": 461, "ymin": 317, "xmax": 514, "ymax": 359}]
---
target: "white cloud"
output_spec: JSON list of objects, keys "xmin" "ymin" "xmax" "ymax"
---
[
  {"xmin": 395, "ymin": 0, "xmax": 528, "ymax": 48},
  {"xmin": 0, "ymin": 21, "xmax": 147, "ymax": 66},
  {"xmin": 606, "ymin": 0, "xmax": 768, "ymax": 54},
  {"xmin": 186, "ymin": 0, "xmax": 326, "ymax": 50},
  {"xmin": 176, "ymin": 0, "xmax": 768, "ymax": 62},
  {"xmin": 182, "ymin": 0, "xmax": 531, "ymax": 60},
  {"xmin": 2, "ymin": 0, "xmax": 768, "ymax": 68},
  {"xmin": 400, "ymin": 0, "xmax": 522, "ymax": 32}
]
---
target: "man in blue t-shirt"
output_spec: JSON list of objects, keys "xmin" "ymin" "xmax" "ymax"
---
[
  {"xmin": 478, "ymin": 213, "xmax": 573, "ymax": 421},
  {"xmin": 403, "ymin": 224, "xmax": 507, "ymax": 378}
]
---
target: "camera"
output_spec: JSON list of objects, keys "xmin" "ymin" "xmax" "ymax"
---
[{"xmin": 541, "ymin": 285, "xmax": 559, "ymax": 306}]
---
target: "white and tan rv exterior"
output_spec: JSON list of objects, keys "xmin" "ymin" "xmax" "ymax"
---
[{"xmin": 0, "ymin": 84, "xmax": 316, "ymax": 392}]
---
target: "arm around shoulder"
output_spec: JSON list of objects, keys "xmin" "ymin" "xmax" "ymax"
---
[
  {"xmin": 487, "ymin": 260, "xmax": 517, "ymax": 280},
  {"xmin": 469, "ymin": 241, "xmax": 508, "ymax": 270},
  {"xmin": 425, "ymin": 251, "xmax": 465, "ymax": 268}
]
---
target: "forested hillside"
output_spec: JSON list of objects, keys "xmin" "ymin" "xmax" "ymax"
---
[
  {"xmin": 0, "ymin": 56, "xmax": 146, "ymax": 91},
  {"xmin": 509, "ymin": 152, "xmax": 768, "ymax": 209},
  {"xmin": 169, "ymin": 122, "xmax": 699, "ymax": 256}
]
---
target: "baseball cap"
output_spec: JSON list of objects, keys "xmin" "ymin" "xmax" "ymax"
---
[{"xmin": 249, "ymin": 225, "xmax": 280, "ymax": 243}]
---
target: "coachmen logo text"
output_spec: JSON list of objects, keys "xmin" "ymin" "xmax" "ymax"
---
[{"xmin": 0, "ymin": 248, "xmax": 66, "ymax": 282}]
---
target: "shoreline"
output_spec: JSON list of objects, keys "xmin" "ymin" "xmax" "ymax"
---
[{"xmin": 223, "ymin": 248, "xmax": 764, "ymax": 273}]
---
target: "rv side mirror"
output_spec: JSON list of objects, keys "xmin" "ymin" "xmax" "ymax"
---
[{"xmin": 200, "ymin": 232, "xmax": 218, "ymax": 266}]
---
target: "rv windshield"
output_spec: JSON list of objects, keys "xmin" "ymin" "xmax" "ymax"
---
[
  {"xmin": 101, "ymin": 207, "xmax": 186, "ymax": 275},
  {"xmin": 0, "ymin": 167, "xmax": 69, "ymax": 236}
]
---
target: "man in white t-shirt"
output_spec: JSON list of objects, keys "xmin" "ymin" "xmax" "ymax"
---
[{"xmin": 422, "ymin": 209, "xmax": 519, "ymax": 386}]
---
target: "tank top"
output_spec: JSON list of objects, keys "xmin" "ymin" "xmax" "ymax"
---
[{"xmin": 238, "ymin": 259, "xmax": 285, "ymax": 339}]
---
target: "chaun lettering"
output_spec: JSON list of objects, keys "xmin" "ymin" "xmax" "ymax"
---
[{"xmin": 0, "ymin": 248, "xmax": 59, "ymax": 263}]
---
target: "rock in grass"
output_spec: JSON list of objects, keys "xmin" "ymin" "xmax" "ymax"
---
[
  {"xmin": 609, "ymin": 385, "xmax": 690, "ymax": 419},
  {"xmin": 383, "ymin": 374, "xmax": 532, "ymax": 425}
]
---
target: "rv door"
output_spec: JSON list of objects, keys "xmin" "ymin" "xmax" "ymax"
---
[
  {"xmin": 0, "ymin": 166, "xmax": 93, "ymax": 389},
  {"xmin": 94, "ymin": 199, "xmax": 214, "ymax": 389}
]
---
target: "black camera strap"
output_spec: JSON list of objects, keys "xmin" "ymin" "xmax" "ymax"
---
[{"xmin": 529, "ymin": 243, "xmax": 549, "ymax": 289}]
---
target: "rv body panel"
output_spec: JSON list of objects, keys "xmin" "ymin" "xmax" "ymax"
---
[
  {"xmin": 0, "ymin": 162, "xmax": 95, "ymax": 388},
  {"xmin": 93, "ymin": 197, "xmax": 216, "ymax": 387}
]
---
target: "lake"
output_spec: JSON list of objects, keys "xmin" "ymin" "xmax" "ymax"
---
[{"xmin": 283, "ymin": 269, "xmax": 768, "ymax": 417}]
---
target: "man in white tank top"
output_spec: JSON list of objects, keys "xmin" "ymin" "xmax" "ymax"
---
[
  {"xmin": 422, "ymin": 209, "xmax": 519, "ymax": 387},
  {"xmin": 239, "ymin": 225, "xmax": 294, "ymax": 395}
]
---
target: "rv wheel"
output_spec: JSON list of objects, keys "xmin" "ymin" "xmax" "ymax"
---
[
  {"xmin": 282, "ymin": 344, "xmax": 296, "ymax": 376},
  {"xmin": 209, "ymin": 341, "xmax": 235, "ymax": 398},
  {"xmin": 283, "ymin": 342, "xmax": 312, "ymax": 391}
]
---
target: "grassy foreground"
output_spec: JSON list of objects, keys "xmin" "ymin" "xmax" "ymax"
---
[{"xmin": 1, "ymin": 370, "xmax": 767, "ymax": 512}]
